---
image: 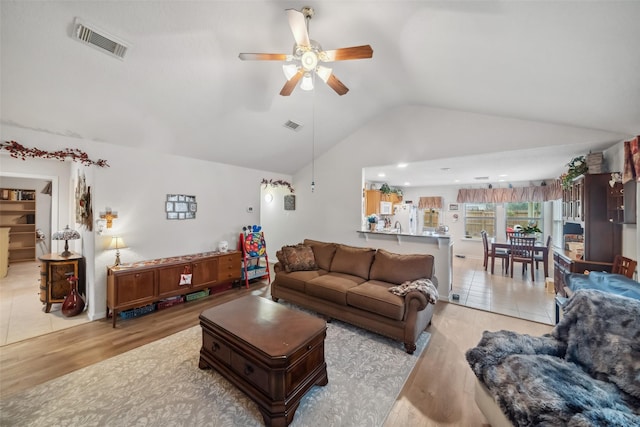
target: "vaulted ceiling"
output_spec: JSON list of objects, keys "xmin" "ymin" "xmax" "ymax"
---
[{"xmin": 1, "ymin": 1, "xmax": 638, "ymax": 185}]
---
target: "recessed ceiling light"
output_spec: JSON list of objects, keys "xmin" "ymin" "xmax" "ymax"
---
[
  {"xmin": 404, "ymin": 182, "xmax": 411, "ymax": 186},
  {"xmin": 397, "ymin": 163, "xmax": 408, "ymax": 168},
  {"xmin": 499, "ymin": 174, "xmax": 508, "ymax": 177},
  {"xmin": 377, "ymin": 173, "xmax": 386, "ymax": 177}
]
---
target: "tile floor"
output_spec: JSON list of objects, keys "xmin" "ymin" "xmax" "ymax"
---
[
  {"xmin": 0, "ymin": 261, "xmax": 90, "ymax": 346},
  {"xmin": 449, "ymin": 253, "xmax": 556, "ymax": 325},
  {"xmin": 0, "ymin": 253, "xmax": 556, "ymax": 346}
]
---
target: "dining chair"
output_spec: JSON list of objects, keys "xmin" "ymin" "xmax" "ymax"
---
[
  {"xmin": 481, "ymin": 230, "xmax": 509, "ymax": 274},
  {"xmin": 611, "ymin": 255, "xmax": 637, "ymax": 279},
  {"xmin": 506, "ymin": 231, "xmax": 525, "ymax": 241},
  {"xmin": 510, "ymin": 236, "xmax": 536, "ymax": 281},
  {"xmin": 534, "ymin": 235, "xmax": 552, "ymax": 272}
]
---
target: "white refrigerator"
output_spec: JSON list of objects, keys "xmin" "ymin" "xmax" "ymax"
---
[{"xmin": 392, "ymin": 204, "xmax": 419, "ymax": 234}]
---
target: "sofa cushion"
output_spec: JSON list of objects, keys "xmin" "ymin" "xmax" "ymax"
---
[
  {"xmin": 273, "ymin": 269, "xmax": 327, "ymax": 293},
  {"xmin": 306, "ymin": 272, "xmax": 365, "ymax": 305},
  {"xmin": 303, "ymin": 239, "xmax": 337, "ymax": 271},
  {"xmin": 347, "ymin": 280, "xmax": 405, "ymax": 321},
  {"xmin": 330, "ymin": 244, "xmax": 376, "ymax": 280},
  {"xmin": 281, "ymin": 244, "xmax": 318, "ymax": 272},
  {"xmin": 369, "ymin": 249, "xmax": 434, "ymax": 285}
]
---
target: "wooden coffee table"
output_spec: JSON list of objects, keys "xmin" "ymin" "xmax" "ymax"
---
[{"xmin": 199, "ymin": 295, "xmax": 328, "ymax": 427}]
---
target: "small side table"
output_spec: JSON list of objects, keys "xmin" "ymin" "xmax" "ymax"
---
[{"xmin": 39, "ymin": 253, "xmax": 85, "ymax": 313}]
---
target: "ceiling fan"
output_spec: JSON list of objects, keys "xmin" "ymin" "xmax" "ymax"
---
[{"xmin": 238, "ymin": 6, "xmax": 373, "ymax": 96}]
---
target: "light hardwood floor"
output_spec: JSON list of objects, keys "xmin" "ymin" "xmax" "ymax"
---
[{"xmin": 0, "ymin": 258, "xmax": 554, "ymax": 425}]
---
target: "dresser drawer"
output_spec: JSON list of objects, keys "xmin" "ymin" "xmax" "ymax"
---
[
  {"xmin": 230, "ymin": 352, "xmax": 270, "ymax": 395},
  {"xmin": 202, "ymin": 331, "xmax": 231, "ymax": 365},
  {"xmin": 218, "ymin": 253, "xmax": 241, "ymax": 281},
  {"xmin": 286, "ymin": 339, "xmax": 325, "ymax": 395}
]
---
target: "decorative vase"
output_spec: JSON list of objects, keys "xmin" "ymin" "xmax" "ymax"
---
[
  {"xmin": 369, "ymin": 222, "xmax": 376, "ymax": 231},
  {"xmin": 62, "ymin": 277, "xmax": 85, "ymax": 317}
]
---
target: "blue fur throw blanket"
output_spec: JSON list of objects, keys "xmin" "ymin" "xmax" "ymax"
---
[{"xmin": 466, "ymin": 290, "xmax": 640, "ymax": 426}]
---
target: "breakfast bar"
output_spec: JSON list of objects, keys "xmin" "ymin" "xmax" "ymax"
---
[{"xmin": 357, "ymin": 230, "xmax": 453, "ymax": 301}]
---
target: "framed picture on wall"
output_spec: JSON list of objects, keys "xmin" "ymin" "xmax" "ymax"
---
[
  {"xmin": 284, "ymin": 195, "xmax": 295, "ymax": 211},
  {"xmin": 166, "ymin": 194, "xmax": 197, "ymax": 220}
]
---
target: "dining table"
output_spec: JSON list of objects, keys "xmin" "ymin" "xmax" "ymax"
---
[{"xmin": 491, "ymin": 240, "xmax": 549, "ymax": 279}]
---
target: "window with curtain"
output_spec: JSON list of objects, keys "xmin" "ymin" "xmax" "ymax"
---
[
  {"xmin": 423, "ymin": 209, "xmax": 440, "ymax": 228},
  {"xmin": 464, "ymin": 203, "xmax": 496, "ymax": 238},
  {"xmin": 505, "ymin": 202, "xmax": 543, "ymax": 235}
]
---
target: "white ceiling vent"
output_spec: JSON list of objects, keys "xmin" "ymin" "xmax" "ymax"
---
[
  {"xmin": 283, "ymin": 120, "xmax": 303, "ymax": 131},
  {"xmin": 72, "ymin": 18, "xmax": 128, "ymax": 60}
]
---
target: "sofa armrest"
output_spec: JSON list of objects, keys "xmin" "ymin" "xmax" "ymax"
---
[
  {"xmin": 403, "ymin": 289, "xmax": 429, "ymax": 314},
  {"xmin": 273, "ymin": 262, "xmax": 284, "ymax": 273}
]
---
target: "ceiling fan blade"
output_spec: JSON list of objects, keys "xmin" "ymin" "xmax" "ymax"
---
[
  {"xmin": 322, "ymin": 45, "xmax": 373, "ymax": 62},
  {"xmin": 286, "ymin": 9, "xmax": 310, "ymax": 48},
  {"xmin": 238, "ymin": 53, "xmax": 288, "ymax": 61},
  {"xmin": 279, "ymin": 69, "xmax": 304, "ymax": 96},
  {"xmin": 325, "ymin": 74, "xmax": 349, "ymax": 96}
]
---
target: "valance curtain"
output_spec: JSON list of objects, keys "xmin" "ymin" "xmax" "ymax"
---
[
  {"xmin": 456, "ymin": 181, "xmax": 562, "ymax": 204},
  {"xmin": 418, "ymin": 196, "xmax": 443, "ymax": 210}
]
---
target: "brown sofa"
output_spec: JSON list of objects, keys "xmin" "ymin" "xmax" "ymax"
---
[{"xmin": 271, "ymin": 239, "xmax": 438, "ymax": 353}]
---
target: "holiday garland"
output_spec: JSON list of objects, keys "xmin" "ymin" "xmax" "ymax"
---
[
  {"xmin": 261, "ymin": 178, "xmax": 294, "ymax": 193},
  {"xmin": 1, "ymin": 140, "xmax": 109, "ymax": 167}
]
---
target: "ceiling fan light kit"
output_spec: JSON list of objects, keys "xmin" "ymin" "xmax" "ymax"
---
[{"xmin": 239, "ymin": 6, "xmax": 373, "ymax": 96}]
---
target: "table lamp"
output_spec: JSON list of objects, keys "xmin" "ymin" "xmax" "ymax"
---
[
  {"xmin": 109, "ymin": 236, "xmax": 127, "ymax": 266},
  {"xmin": 51, "ymin": 225, "xmax": 81, "ymax": 257}
]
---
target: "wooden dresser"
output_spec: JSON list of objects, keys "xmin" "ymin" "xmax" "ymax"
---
[{"xmin": 107, "ymin": 250, "xmax": 241, "ymax": 327}]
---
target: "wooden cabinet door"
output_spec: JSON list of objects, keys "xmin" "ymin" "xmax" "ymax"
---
[
  {"xmin": 218, "ymin": 253, "xmax": 241, "ymax": 282},
  {"xmin": 192, "ymin": 257, "xmax": 218, "ymax": 288},
  {"xmin": 49, "ymin": 261, "xmax": 77, "ymax": 301},
  {"xmin": 157, "ymin": 263, "xmax": 191, "ymax": 298},
  {"xmin": 365, "ymin": 190, "xmax": 381, "ymax": 216},
  {"xmin": 113, "ymin": 270, "xmax": 156, "ymax": 306}
]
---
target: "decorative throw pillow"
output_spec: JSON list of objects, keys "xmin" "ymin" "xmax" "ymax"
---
[
  {"xmin": 275, "ymin": 250, "xmax": 287, "ymax": 269},
  {"xmin": 282, "ymin": 244, "xmax": 318, "ymax": 272},
  {"xmin": 302, "ymin": 239, "xmax": 337, "ymax": 271}
]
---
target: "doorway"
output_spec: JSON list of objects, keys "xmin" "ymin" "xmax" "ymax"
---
[{"xmin": 0, "ymin": 174, "xmax": 90, "ymax": 345}]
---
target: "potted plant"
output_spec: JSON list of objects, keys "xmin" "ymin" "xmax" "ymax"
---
[
  {"xmin": 522, "ymin": 221, "xmax": 542, "ymax": 236},
  {"xmin": 379, "ymin": 183, "xmax": 391, "ymax": 195},
  {"xmin": 560, "ymin": 155, "xmax": 588, "ymax": 189},
  {"xmin": 367, "ymin": 214, "xmax": 378, "ymax": 231}
]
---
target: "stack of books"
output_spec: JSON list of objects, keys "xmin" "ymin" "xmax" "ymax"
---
[{"xmin": 586, "ymin": 152, "xmax": 603, "ymax": 173}]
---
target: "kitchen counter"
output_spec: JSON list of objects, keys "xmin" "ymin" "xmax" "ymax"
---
[
  {"xmin": 356, "ymin": 229, "xmax": 453, "ymax": 301},
  {"xmin": 359, "ymin": 229, "xmax": 450, "ymax": 238}
]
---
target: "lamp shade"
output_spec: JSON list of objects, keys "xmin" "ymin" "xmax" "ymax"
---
[
  {"xmin": 51, "ymin": 225, "xmax": 81, "ymax": 241},
  {"xmin": 109, "ymin": 236, "xmax": 127, "ymax": 266},
  {"xmin": 108, "ymin": 236, "xmax": 127, "ymax": 250},
  {"xmin": 52, "ymin": 225, "xmax": 80, "ymax": 257}
]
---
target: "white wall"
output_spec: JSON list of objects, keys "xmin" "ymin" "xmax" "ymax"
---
[{"xmin": 1, "ymin": 124, "xmax": 292, "ymax": 320}]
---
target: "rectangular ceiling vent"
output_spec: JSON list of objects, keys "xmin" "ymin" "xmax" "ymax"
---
[
  {"xmin": 474, "ymin": 176, "xmax": 490, "ymax": 180},
  {"xmin": 283, "ymin": 120, "xmax": 303, "ymax": 131},
  {"xmin": 72, "ymin": 18, "xmax": 129, "ymax": 60}
]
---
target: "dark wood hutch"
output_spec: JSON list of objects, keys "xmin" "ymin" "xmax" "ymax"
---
[{"xmin": 554, "ymin": 173, "xmax": 622, "ymax": 295}]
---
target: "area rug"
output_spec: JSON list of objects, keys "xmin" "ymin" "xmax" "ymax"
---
[{"xmin": 0, "ymin": 309, "xmax": 430, "ymax": 426}]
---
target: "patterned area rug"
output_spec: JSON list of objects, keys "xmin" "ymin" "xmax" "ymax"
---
[{"xmin": 1, "ymin": 308, "xmax": 430, "ymax": 427}]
